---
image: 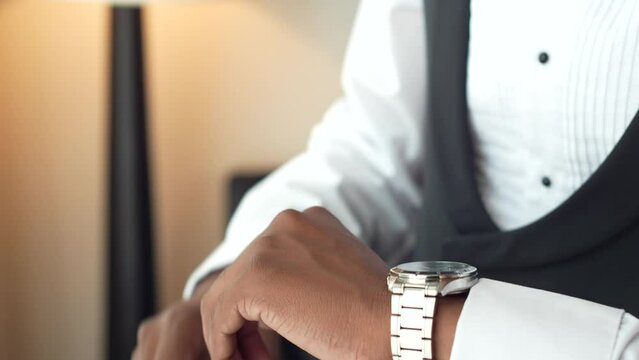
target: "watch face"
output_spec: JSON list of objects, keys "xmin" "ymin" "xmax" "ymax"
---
[
  {"xmin": 388, "ymin": 261, "xmax": 478, "ymax": 295},
  {"xmin": 396, "ymin": 261, "xmax": 476, "ymax": 276}
]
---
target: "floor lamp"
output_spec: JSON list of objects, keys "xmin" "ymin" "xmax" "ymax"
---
[{"xmin": 107, "ymin": 4, "xmax": 154, "ymax": 360}]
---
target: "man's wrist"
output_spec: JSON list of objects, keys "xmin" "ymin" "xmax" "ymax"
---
[
  {"xmin": 371, "ymin": 287, "xmax": 393, "ymax": 359},
  {"xmin": 433, "ymin": 294, "xmax": 467, "ymax": 360}
]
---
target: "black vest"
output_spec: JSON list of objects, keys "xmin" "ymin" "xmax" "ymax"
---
[{"xmin": 417, "ymin": 0, "xmax": 639, "ymax": 316}]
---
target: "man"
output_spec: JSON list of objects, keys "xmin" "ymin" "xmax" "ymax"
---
[{"xmin": 133, "ymin": 0, "xmax": 639, "ymax": 359}]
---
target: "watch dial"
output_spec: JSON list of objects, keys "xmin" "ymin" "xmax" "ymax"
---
[{"xmin": 398, "ymin": 261, "xmax": 476, "ymax": 275}]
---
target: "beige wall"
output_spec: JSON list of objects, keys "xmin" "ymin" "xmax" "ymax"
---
[
  {"xmin": 0, "ymin": 0, "xmax": 358, "ymax": 359},
  {"xmin": 146, "ymin": 0, "xmax": 359, "ymax": 309},
  {"xmin": 0, "ymin": 2, "xmax": 108, "ymax": 359}
]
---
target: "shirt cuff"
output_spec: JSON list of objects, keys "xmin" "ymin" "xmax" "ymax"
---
[
  {"xmin": 451, "ymin": 279, "xmax": 625, "ymax": 360},
  {"xmin": 182, "ymin": 239, "xmax": 237, "ymax": 300}
]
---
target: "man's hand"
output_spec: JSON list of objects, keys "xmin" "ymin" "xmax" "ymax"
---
[
  {"xmin": 200, "ymin": 207, "xmax": 392, "ymax": 359},
  {"xmin": 134, "ymin": 206, "xmax": 465, "ymax": 360},
  {"xmin": 132, "ymin": 273, "xmax": 218, "ymax": 360}
]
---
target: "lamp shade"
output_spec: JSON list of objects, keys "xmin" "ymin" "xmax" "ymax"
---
[
  {"xmin": 71, "ymin": 0, "xmax": 178, "ymax": 6},
  {"xmin": 78, "ymin": 0, "xmax": 166, "ymax": 3}
]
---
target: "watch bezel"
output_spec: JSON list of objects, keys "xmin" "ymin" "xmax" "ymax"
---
[{"xmin": 387, "ymin": 261, "xmax": 478, "ymax": 296}]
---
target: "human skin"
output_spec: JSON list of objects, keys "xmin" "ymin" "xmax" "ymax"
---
[
  {"xmin": 132, "ymin": 273, "xmax": 218, "ymax": 360},
  {"xmin": 133, "ymin": 207, "xmax": 464, "ymax": 360}
]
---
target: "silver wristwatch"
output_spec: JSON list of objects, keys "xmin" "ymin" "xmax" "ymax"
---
[{"xmin": 387, "ymin": 261, "xmax": 478, "ymax": 360}]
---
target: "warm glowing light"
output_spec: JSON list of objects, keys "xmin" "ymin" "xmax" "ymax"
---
[{"xmin": 69, "ymin": 0, "xmax": 193, "ymax": 6}]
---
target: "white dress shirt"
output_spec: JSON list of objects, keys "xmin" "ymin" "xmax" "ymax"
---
[{"xmin": 185, "ymin": 0, "xmax": 639, "ymax": 358}]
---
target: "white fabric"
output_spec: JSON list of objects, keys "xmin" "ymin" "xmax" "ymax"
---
[
  {"xmin": 453, "ymin": 279, "xmax": 637, "ymax": 360},
  {"xmin": 468, "ymin": 0, "xmax": 639, "ymax": 229},
  {"xmin": 184, "ymin": 0, "xmax": 639, "ymax": 358}
]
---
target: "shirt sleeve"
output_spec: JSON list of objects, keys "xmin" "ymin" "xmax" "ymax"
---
[
  {"xmin": 183, "ymin": 0, "xmax": 427, "ymax": 299},
  {"xmin": 451, "ymin": 279, "xmax": 639, "ymax": 360}
]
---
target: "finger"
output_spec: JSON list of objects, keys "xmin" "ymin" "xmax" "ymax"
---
[
  {"xmin": 133, "ymin": 340, "xmax": 156, "ymax": 360},
  {"xmin": 164, "ymin": 312, "xmax": 207, "ymax": 360},
  {"xmin": 208, "ymin": 288, "xmax": 246, "ymax": 360},
  {"xmin": 206, "ymin": 273, "xmax": 271, "ymax": 360},
  {"xmin": 154, "ymin": 330, "xmax": 178, "ymax": 360},
  {"xmin": 155, "ymin": 330, "xmax": 202, "ymax": 360},
  {"xmin": 201, "ymin": 266, "xmax": 229, "ymax": 347},
  {"xmin": 134, "ymin": 321, "xmax": 158, "ymax": 360},
  {"xmin": 237, "ymin": 322, "xmax": 269, "ymax": 360},
  {"xmin": 201, "ymin": 258, "xmax": 254, "ymax": 359},
  {"xmin": 131, "ymin": 347, "xmax": 141, "ymax": 360}
]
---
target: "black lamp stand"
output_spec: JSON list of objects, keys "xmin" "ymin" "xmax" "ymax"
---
[{"xmin": 108, "ymin": 7, "xmax": 156, "ymax": 360}]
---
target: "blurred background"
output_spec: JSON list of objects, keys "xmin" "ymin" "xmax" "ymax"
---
[{"xmin": 0, "ymin": 0, "xmax": 358, "ymax": 358}]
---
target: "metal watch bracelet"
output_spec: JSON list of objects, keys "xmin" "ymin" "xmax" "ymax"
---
[{"xmin": 389, "ymin": 282, "xmax": 438, "ymax": 360}]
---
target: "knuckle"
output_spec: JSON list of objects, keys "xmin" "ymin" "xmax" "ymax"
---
[
  {"xmin": 273, "ymin": 208, "xmax": 304, "ymax": 226},
  {"xmin": 270, "ymin": 209, "xmax": 310, "ymax": 238},
  {"xmin": 303, "ymin": 206, "xmax": 329, "ymax": 216},
  {"xmin": 255, "ymin": 234, "xmax": 278, "ymax": 250},
  {"xmin": 136, "ymin": 319, "xmax": 155, "ymax": 343},
  {"xmin": 164, "ymin": 306, "xmax": 182, "ymax": 324}
]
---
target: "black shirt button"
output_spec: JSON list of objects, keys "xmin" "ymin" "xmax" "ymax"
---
[
  {"xmin": 542, "ymin": 176, "xmax": 552, "ymax": 187},
  {"xmin": 539, "ymin": 52, "xmax": 550, "ymax": 64}
]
